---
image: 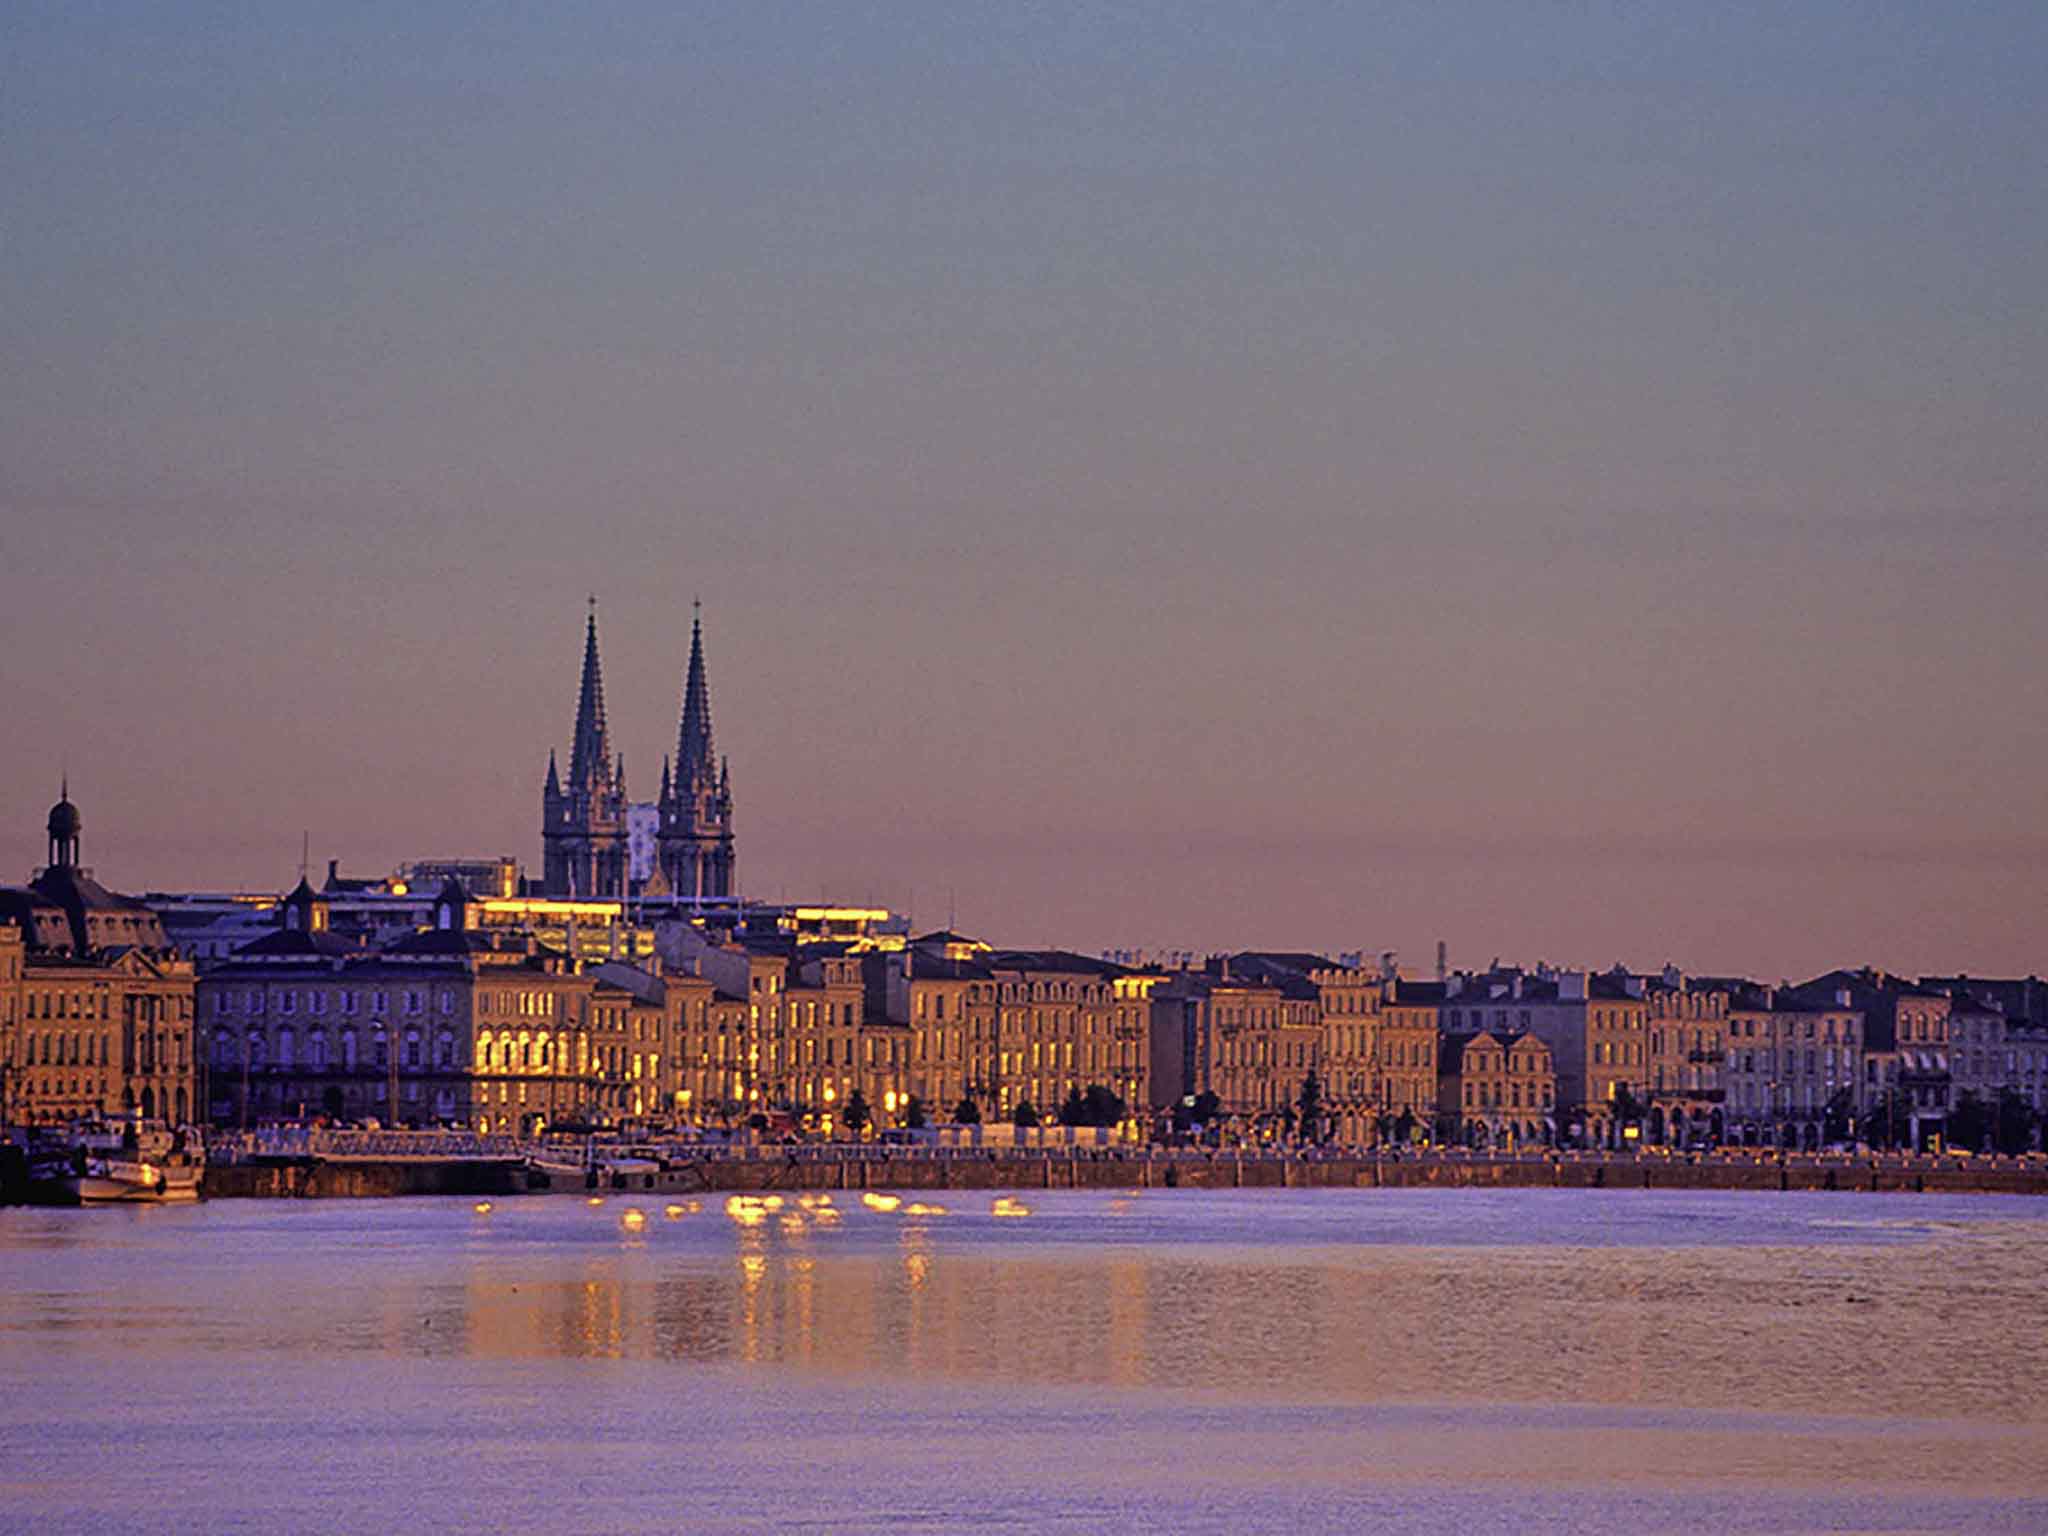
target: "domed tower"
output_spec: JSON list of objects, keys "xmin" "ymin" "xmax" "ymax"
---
[
  {"xmin": 540, "ymin": 601, "xmax": 630, "ymax": 897},
  {"xmin": 657, "ymin": 604, "xmax": 737, "ymax": 900},
  {"xmin": 46, "ymin": 780, "xmax": 81, "ymax": 870}
]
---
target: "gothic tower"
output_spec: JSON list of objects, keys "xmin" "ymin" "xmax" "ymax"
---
[
  {"xmin": 540, "ymin": 602, "xmax": 630, "ymax": 897},
  {"xmin": 657, "ymin": 604, "xmax": 737, "ymax": 900}
]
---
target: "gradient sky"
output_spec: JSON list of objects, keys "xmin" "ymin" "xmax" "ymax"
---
[{"xmin": 4, "ymin": 3, "xmax": 2044, "ymax": 979}]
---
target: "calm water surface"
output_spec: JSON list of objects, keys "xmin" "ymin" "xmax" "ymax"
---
[{"xmin": 4, "ymin": 1187, "xmax": 2046, "ymax": 1534}]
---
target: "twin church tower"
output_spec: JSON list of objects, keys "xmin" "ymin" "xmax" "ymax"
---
[{"xmin": 540, "ymin": 602, "xmax": 735, "ymax": 900}]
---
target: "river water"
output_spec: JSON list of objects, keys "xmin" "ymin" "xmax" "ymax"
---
[{"xmin": 4, "ymin": 1187, "xmax": 2045, "ymax": 1534}]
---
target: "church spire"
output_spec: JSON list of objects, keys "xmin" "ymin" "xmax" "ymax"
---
[
  {"xmin": 568, "ymin": 598, "xmax": 613, "ymax": 790},
  {"xmin": 544, "ymin": 749, "xmax": 560, "ymax": 796},
  {"xmin": 675, "ymin": 601, "xmax": 716, "ymax": 790}
]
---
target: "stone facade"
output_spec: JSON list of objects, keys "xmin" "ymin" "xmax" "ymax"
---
[
  {"xmin": 1722, "ymin": 987, "xmax": 1865, "ymax": 1148},
  {"xmin": 541, "ymin": 606, "xmax": 630, "ymax": 898},
  {"xmin": 656, "ymin": 610, "xmax": 736, "ymax": 901},
  {"xmin": 195, "ymin": 880, "xmax": 672, "ymax": 1132},
  {"xmin": 542, "ymin": 603, "xmax": 737, "ymax": 901},
  {"xmin": 1377, "ymin": 979, "xmax": 1445, "ymax": 1137},
  {"xmin": 1438, "ymin": 1030, "xmax": 1554, "ymax": 1147},
  {"xmin": 0, "ymin": 791, "xmax": 198, "ymax": 1126}
]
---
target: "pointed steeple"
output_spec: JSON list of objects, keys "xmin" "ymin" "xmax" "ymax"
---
[
  {"xmin": 675, "ymin": 601, "xmax": 716, "ymax": 790},
  {"xmin": 659, "ymin": 754, "xmax": 672, "ymax": 803},
  {"xmin": 615, "ymin": 753, "xmax": 627, "ymax": 800},
  {"xmin": 544, "ymin": 748, "xmax": 560, "ymax": 797},
  {"xmin": 569, "ymin": 598, "xmax": 613, "ymax": 790}
]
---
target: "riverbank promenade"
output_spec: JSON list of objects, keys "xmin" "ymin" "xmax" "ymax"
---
[{"xmin": 197, "ymin": 1129, "xmax": 2048, "ymax": 1199}]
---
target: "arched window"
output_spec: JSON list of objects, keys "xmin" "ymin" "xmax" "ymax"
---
[
  {"xmin": 477, "ymin": 1032, "xmax": 494, "ymax": 1072},
  {"xmin": 309, "ymin": 1031, "xmax": 328, "ymax": 1069},
  {"xmin": 247, "ymin": 1031, "xmax": 265, "ymax": 1067},
  {"xmin": 276, "ymin": 1027, "xmax": 295, "ymax": 1069},
  {"xmin": 437, "ymin": 1033, "xmax": 455, "ymax": 1069},
  {"xmin": 404, "ymin": 1031, "xmax": 421, "ymax": 1069},
  {"xmin": 341, "ymin": 1030, "xmax": 358, "ymax": 1070}
]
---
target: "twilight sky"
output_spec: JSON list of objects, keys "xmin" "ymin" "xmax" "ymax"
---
[{"xmin": 3, "ymin": 3, "xmax": 2044, "ymax": 979}]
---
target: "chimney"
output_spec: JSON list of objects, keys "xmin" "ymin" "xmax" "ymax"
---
[
  {"xmin": 1436, "ymin": 940, "xmax": 1447, "ymax": 981},
  {"xmin": 327, "ymin": 858, "xmax": 339, "ymax": 886}
]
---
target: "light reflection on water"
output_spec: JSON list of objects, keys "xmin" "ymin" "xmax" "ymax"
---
[{"xmin": 4, "ymin": 1189, "xmax": 2047, "ymax": 1533}]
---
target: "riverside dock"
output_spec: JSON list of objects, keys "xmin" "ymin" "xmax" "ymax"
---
[{"xmin": 195, "ymin": 1130, "xmax": 2048, "ymax": 1200}]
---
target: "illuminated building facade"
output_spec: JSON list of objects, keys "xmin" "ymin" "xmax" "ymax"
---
[
  {"xmin": 197, "ymin": 878, "xmax": 666, "ymax": 1132},
  {"xmin": 1376, "ymin": 978, "xmax": 1446, "ymax": 1135},
  {"xmin": 0, "ymin": 789, "xmax": 197, "ymax": 1125},
  {"xmin": 1438, "ymin": 1030, "xmax": 1554, "ymax": 1147}
]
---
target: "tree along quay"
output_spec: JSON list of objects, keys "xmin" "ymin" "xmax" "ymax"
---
[{"xmin": 194, "ymin": 1149, "xmax": 2048, "ymax": 1200}]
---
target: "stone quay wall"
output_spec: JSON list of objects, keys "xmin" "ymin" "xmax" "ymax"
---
[{"xmin": 203, "ymin": 1152, "xmax": 2048, "ymax": 1200}]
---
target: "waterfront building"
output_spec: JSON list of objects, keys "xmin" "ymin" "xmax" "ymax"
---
[
  {"xmin": 585, "ymin": 962, "xmax": 668, "ymax": 1125},
  {"xmin": 0, "ymin": 789, "xmax": 197, "ymax": 1125},
  {"xmin": 1722, "ymin": 984, "xmax": 1865, "ymax": 1148},
  {"xmin": 1377, "ymin": 977, "xmax": 1446, "ymax": 1139},
  {"xmin": 978, "ymin": 949, "xmax": 1151, "ymax": 1127},
  {"xmin": 1644, "ymin": 971, "xmax": 1730, "ymax": 1145},
  {"xmin": 662, "ymin": 926, "xmax": 881, "ymax": 1129},
  {"xmin": 198, "ymin": 877, "xmax": 613, "ymax": 1132},
  {"xmin": 1149, "ymin": 958, "xmax": 1319, "ymax": 1133},
  {"xmin": 2015, "ymin": 1026, "xmax": 2048, "ymax": 1138},
  {"xmin": 1793, "ymin": 970, "xmax": 1952, "ymax": 1146},
  {"xmin": 866, "ymin": 933, "xmax": 1000, "ymax": 1124},
  {"xmin": 1457, "ymin": 969, "xmax": 1650, "ymax": 1147},
  {"xmin": 1437, "ymin": 1030, "xmax": 1554, "ymax": 1148},
  {"xmin": 1229, "ymin": 952, "xmax": 1379, "ymax": 1143}
]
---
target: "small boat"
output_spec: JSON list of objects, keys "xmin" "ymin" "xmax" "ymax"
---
[{"xmin": 62, "ymin": 1121, "xmax": 206, "ymax": 1205}]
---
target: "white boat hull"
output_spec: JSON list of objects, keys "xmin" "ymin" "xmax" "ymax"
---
[{"xmin": 68, "ymin": 1159, "xmax": 204, "ymax": 1204}]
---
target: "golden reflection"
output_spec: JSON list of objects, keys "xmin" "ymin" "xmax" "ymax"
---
[
  {"xmin": 663, "ymin": 1203, "xmax": 688, "ymax": 1220},
  {"xmin": 343, "ymin": 1199, "xmax": 2048, "ymax": 1454},
  {"xmin": 862, "ymin": 1193, "xmax": 902, "ymax": 1213},
  {"xmin": 991, "ymin": 1197, "xmax": 1031, "ymax": 1219},
  {"xmin": 585, "ymin": 1196, "xmax": 604, "ymax": 1207},
  {"xmin": 904, "ymin": 1202, "xmax": 947, "ymax": 1217},
  {"xmin": 472, "ymin": 1201, "xmax": 493, "ymax": 1215},
  {"xmin": 760, "ymin": 1195, "xmax": 785, "ymax": 1211},
  {"xmin": 735, "ymin": 1246, "xmax": 768, "ymax": 1364},
  {"xmin": 619, "ymin": 1208, "xmax": 647, "ymax": 1233}
]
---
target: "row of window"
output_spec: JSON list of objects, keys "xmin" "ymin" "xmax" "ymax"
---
[{"xmin": 215, "ymin": 988, "xmax": 454, "ymax": 1018}]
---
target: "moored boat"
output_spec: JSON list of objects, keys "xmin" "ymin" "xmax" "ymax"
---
[{"xmin": 60, "ymin": 1120, "xmax": 206, "ymax": 1204}]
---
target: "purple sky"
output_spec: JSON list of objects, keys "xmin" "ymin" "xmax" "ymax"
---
[{"xmin": 4, "ymin": 4, "xmax": 2044, "ymax": 978}]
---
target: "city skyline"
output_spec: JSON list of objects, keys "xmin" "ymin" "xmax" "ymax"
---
[{"xmin": 5, "ymin": 5, "xmax": 2045, "ymax": 976}]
